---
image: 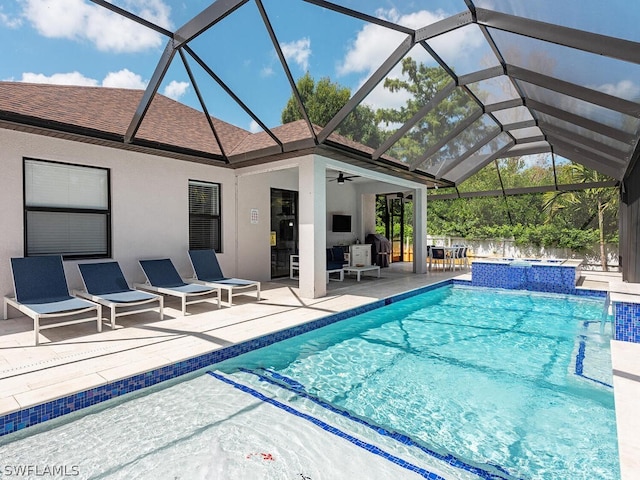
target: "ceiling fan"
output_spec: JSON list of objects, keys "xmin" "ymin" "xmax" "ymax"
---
[{"xmin": 327, "ymin": 172, "xmax": 359, "ymax": 184}]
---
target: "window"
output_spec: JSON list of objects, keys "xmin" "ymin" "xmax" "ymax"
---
[
  {"xmin": 189, "ymin": 180, "xmax": 221, "ymax": 251},
  {"xmin": 24, "ymin": 159, "xmax": 111, "ymax": 258}
]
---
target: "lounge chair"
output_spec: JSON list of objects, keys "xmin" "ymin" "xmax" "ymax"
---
[
  {"xmin": 3, "ymin": 256, "xmax": 102, "ymax": 345},
  {"xmin": 75, "ymin": 261, "xmax": 164, "ymax": 329},
  {"xmin": 188, "ymin": 249, "xmax": 260, "ymax": 307},
  {"xmin": 135, "ymin": 259, "xmax": 221, "ymax": 315}
]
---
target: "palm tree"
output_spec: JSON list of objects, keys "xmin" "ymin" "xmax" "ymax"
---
[{"xmin": 542, "ymin": 164, "xmax": 618, "ymax": 271}]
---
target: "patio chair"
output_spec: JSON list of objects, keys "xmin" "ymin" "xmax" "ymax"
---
[
  {"xmin": 135, "ymin": 259, "xmax": 221, "ymax": 315},
  {"xmin": 429, "ymin": 247, "xmax": 448, "ymax": 271},
  {"xmin": 451, "ymin": 246, "xmax": 468, "ymax": 271},
  {"xmin": 188, "ymin": 250, "xmax": 260, "ymax": 307},
  {"xmin": 76, "ymin": 261, "xmax": 164, "ymax": 329},
  {"xmin": 3, "ymin": 256, "xmax": 102, "ymax": 345},
  {"xmin": 326, "ymin": 247, "xmax": 347, "ymax": 282}
]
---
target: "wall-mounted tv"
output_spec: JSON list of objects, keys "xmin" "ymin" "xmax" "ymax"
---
[{"xmin": 332, "ymin": 214, "xmax": 352, "ymax": 233}]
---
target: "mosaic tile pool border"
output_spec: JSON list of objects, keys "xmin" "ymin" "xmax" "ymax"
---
[
  {"xmin": 613, "ymin": 301, "xmax": 640, "ymax": 343},
  {"xmin": 0, "ymin": 280, "xmax": 607, "ymax": 438},
  {"xmin": 208, "ymin": 370, "xmax": 448, "ymax": 480},
  {"xmin": 472, "ymin": 262, "xmax": 578, "ymax": 294},
  {"xmin": 238, "ymin": 368, "xmax": 514, "ymax": 480}
]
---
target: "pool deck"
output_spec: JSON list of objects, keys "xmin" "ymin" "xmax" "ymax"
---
[{"xmin": 0, "ymin": 264, "xmax": 638, "ymax": 479}]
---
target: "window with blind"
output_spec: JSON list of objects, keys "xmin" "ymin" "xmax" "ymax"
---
[
  {"xmin": 24, "ymin": 159, "xmax": 111, "ymax": 258},
  {"xmin": 189, "ymin": 180, "xmax": 221, "ymax": 252}
]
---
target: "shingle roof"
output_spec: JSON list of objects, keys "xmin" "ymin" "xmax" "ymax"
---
[
  {"xmin": 0, "ymin": 81, "xmax": 421, "ymax": 184},
  {"xmin": 0, "ymin": 82, "xmax": 252, "ymax": 159}
]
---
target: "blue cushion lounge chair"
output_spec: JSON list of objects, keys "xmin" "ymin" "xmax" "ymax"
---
[
  {"xmin": 135, "ymin": 259, "xmax": 221, "ymax": 315},
  {"xmin": 188, "ymin": 250, "xmax": 260, "ymax": 307},
  {"xmin": 76, "ymin": 261, "xmax": 164, "ymax": 329},
  {"xmin": 3, "ymin": 256, "xmax": 102, "ymax": 346}
]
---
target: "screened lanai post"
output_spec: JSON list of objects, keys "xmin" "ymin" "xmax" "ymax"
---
[
  {"xmin": 183, "ymin": 45, "xmax": 283, "ymax": 153},
  {"xmin": 506, "ymin": 66, "xmax": 640, "ymax": 117},
  {"xmin": 409, "ymin": 110, "xmax": 484, "ymax": 171},
  {"xmin": 413, "ymin": 187, "xmax": 428, "ymax": 274},
  {"xmin": 89, "ymin": 0, "xmax": 174, "ymax": 37},
  {"xmin": 374, "ymin": 81, "xmax": 457, "ymax": 161},
  {"xmin": 530, "ymin": 100, "xmax": 636, "ymax": 145},
  {"xmin": 298, "ymin": 159, "xmax": 327, "ymax": 299},
  {"xmin": 255, "ymin": 0, "xmax": 317, "ymax": 143},
  {"xmin": 317, "ymin": 35, "xmax": 414, "ymax": 143},
  {"xmin": 178, "ymin": 48, "xmax": 229, "ymax": 162},
  {"xmin": 435, "ymin": 128, "xmax": 502, "ymax": 180},
  {"xmin": 452, "ymin": 140, "xmax": 515, "ymax": 186},
  {"xmin": 125, "ymin": 40, "xmax": 176, "ymax": 143},
  {"xmin": 475, "ymin": 8, "xmax": 640, "ymax": 65}
]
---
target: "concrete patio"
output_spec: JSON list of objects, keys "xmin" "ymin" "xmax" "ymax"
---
[{"xmin": 0, "ymin": 263, "xmax": 637, "ymax": 479}]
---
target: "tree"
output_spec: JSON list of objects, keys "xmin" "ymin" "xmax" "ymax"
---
[
  {"xmin": 376, "ymin": 57, "xmax": 483, "ymax": 167},
  {"xmin": 542, "ymin": 164, "xmax": 618, "ymax": 270},
  {"xmin": 281, "ymin": 72, "xmax": 382, "ymax": 147}
]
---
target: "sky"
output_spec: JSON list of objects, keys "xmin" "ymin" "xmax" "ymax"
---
[
  {"xmin": 0, "ymin": 0, "xmax": 638, "ymax": 135},
  {"xmin": 0, "ymin": 0, "xmax": 483, "ymax": 132}
]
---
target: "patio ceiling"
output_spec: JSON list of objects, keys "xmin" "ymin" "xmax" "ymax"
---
[{"xmin": 78, "ymin": 1, "xmax": 640, "ymax": 188}]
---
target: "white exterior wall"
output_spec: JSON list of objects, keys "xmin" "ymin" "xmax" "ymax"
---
[
  {"xmin": 0, "ymin": 128, "xmax": 431, "ymax": 305},
  {"xmin": 235, "ymin": 161, "xmax": 300, "ymax": 282},
  {"xmin": 0, "ymin": 129, "xmax": 236, "ymax": 306},
  {"xmin": 326, "ymin": 181, "xmax": 360, "ymax": 247}
]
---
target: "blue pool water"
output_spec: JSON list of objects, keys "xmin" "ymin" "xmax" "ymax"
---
[
  {"xmin": 0, "ymin": 285, "xmax": 617, "ymax": 479},
  {"xmin": 216, "ymin": 285, "xmax": 618, "ymax": 479}
]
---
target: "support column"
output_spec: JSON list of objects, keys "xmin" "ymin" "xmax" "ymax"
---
[
  {"xmin": 413, "ymin": 186, "xmax": 428, "ymax": 274},
  {"xmin": 298, "ymin": 157, "xmax": 327, "ymax": 298},
  {"xmin": 621, "ymin": 158, "xmax": 640, "ymax": 282}
]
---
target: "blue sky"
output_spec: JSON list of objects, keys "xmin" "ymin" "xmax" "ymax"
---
[
  {"xmin": 0, "ymin": 0, "xmax": 638, "ymax": 134},
  {"xmin": 0, "ymin": 0, "xmax": 478, "ymax": 131}
]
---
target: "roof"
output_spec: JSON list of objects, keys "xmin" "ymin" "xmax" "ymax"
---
[{"xmin": 1, "ymin": 1, "xmax": 639, "ymax": 190}]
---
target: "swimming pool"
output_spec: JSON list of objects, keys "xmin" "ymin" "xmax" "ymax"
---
[{"xmin": 0, "ymin": 285, "xmax": 617, "ymax": 479}]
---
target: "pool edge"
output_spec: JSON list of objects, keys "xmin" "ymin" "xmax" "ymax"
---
[{"xmin": 0, "ymin": 279, "xmax": 607, "ymax": 438}]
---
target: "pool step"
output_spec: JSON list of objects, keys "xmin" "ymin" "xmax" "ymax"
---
[{"xmin": 212, "ymin": 369, "xmax": 519, "ymax": 480}]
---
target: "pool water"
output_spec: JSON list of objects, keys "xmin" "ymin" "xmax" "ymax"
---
[
  {"xmin": 0, "ymin": 285, "xmax": 617, "ymax": 479},
  {"xmin": 216, "ymin": 285, "xmax": 618, "ymax": 479}
]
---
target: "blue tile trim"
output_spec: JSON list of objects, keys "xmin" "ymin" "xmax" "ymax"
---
[
  {"xmin": 574, "ymin": 324, "xmax": 613, "ymax": 388},
  {"xmin": 207, "ymin": 370, "xmax": 447, "ymax": 480},
  {"xmin": 243, "ymin": 368, "xmax": 517, "ymax": 480},
  {"xmin": 471, "ymin": 262, "xmax": 588, "ymax": 295},
  {"xmin": 613, "ymin": 301, "xmax": 640, "ymax": 343},
  {"xmin": 0, "ymin": 278, "xmax": 605, "ymax": 438}
]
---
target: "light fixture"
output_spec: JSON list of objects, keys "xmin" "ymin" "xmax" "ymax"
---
[{"xmin": 337, "ymin": 172, "xmax": 345, "ymax": 185}]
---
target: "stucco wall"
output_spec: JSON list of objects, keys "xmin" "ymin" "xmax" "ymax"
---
[
  {"xmin": 235, "ymin": 162, "xmax": 300, "ymax": 282},
  {"xmin": 0, "ymin": 128, "xmax": 236, "ymax": 308},
  {"xmin": 326, "ymin": 181, "xmax": 359, "ymax": 247}
]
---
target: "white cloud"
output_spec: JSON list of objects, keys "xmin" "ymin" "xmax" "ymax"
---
[
  {"xmin": 281, "ymin": 37, "xmax": 311, "ymax": 71},
  {"xmin": 102, "ymin": 69, "xmax": 146, "ymax": 89},
  {"xmin": 162, "ymin": 80, "xmax": 189, "ymax": 100},
  {"xmin": 20, "ymin": 68, "xmax": 148, "ymax": 89},
  {"xmin": 261, "ymin": 66, "xmax": 274, "ymax": 78},
  {"xmin": 21, "ymin": 71, "xmax": 98, "ymax": 86},
  {"xmin": 19, "ymin": 68, "xmax": 192, "ymax": 98},
  {"xmin": 594, "ymin": 79, "xmax": 640, "ymax": 101},
  {"xmin": 337, "ymin": 9, "xmax": 437, "ymax": 77},
  {"xmin": 248, "ymin": 119, "xmax": 261, "ymax": 133},
  {"xmin": 22, "ymin": 0, "xmax": 171, "ymax": 53},
  {"xmin": 0, "ymin": 7, "xmax": 22, "ymax": 28},
  {"xmin": 337, "ymin": 8, "xmax": 486, "ymax": 110}
]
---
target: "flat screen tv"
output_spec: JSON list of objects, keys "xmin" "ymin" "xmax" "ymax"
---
[{"xmin": 332, "ymin": 214, "xmax": 351, "ymax": 232}]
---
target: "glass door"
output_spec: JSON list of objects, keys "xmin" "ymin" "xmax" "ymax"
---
[
  {"xmin": 270, "ymin": 188, "xmax": 298, "ymax": 278},
  {"xmin": 377, "ymin": 193, "xmax": 413, "ymax": 262}
]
